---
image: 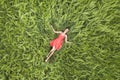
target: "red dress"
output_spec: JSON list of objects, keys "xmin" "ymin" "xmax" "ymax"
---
[{"xmin": 50, "ymin": 33, "xmax": 65, "ymax": 50}]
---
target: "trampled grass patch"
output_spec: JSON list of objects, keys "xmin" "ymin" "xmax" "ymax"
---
[{"xmin": 0, "ymin": 0, "xmax": 120, "ymax": 80}]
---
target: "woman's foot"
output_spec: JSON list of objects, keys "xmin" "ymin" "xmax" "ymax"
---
[{"xmin": 45, "ymin": 59, "xmax": 48, "ymax": 62}]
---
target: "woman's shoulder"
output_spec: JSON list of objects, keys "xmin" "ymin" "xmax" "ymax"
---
[{"xmin": 60, "ymin": 32, "xmax": 66, "ymax": 36}]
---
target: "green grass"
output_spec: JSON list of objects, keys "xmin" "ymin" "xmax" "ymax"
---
[{"xmin": 0, "ymin": 0, "xmax": 120, "ymax": 80}]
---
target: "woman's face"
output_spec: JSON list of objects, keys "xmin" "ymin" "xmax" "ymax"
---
[{"xmin": 64, "ymin": 28, "xmax": 69, "ymax": 33}]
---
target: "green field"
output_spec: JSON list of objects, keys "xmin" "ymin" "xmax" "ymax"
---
[{"xmin": 0, "ymin": 0, "xmax": 120, "ymax": 80}]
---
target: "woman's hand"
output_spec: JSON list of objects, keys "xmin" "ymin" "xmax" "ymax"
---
[{"xmin": 50, "ymin": 25, "xmax": 62, "ymax": 34}]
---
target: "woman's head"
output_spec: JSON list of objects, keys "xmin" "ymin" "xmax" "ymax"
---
[{"xmin": 63, "ymin": 28, "xmax": 69, "ymax": 34}]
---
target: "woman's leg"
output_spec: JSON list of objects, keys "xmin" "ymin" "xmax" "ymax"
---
[
  {"xmin": 46, "ymin": 47, "xmax": 55, "ymax": 57},
  {"xmin": 45, "ymin": 48, "xmax": 56, "ymax": 62}
]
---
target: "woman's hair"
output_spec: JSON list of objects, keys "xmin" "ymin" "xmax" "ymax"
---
[
  {"xmin": 65, "ymin": 27, "xmax": 70, "ymax": 30},
  {"xmin": 61, "ymin": 27, "xmax": 70, "ymax": 32}
]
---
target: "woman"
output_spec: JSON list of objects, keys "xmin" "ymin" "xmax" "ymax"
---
[{"xmin": 45, "ymin": 25, "xmax": 71, "ymax": 62}]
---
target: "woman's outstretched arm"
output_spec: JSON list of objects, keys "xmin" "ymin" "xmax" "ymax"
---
[
  {"xmin": 65, "ymin": 35, "xmax": 71, "ymax": 43},
  {"xmin": 50, "ymin": 25, "xmax": 62, "ymax": 34}
]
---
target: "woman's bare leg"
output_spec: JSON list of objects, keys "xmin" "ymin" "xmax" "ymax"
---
[
  {"xmin": 45, "ymin": 48, "xmax": 55, "ymax": 62},
  {"xmin": 46, "ymin": 47, "xmax": 55, "ymax": 57}
]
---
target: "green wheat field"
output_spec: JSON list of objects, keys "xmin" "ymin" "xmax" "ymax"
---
[{"xmin": 0, "ymin": 0, "xmax": 120, "ymax": 80}]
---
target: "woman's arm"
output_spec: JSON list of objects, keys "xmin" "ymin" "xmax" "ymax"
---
[
  {"xmin": 50, "ymin": 25, "xmax": 62, "ymax": 34},
  {"xmin": 65, "ymin": 35, "xmax": 71, "ymax": 43}
]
